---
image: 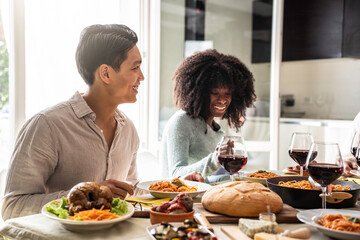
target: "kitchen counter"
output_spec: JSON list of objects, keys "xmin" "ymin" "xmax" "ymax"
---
[{"xmin": 246, "ymin": 116, "xmax": 353, "ymax": 127}]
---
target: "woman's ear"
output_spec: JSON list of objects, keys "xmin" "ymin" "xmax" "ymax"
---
[{"xmin": 98, "ymin": 64, "xmax": 111, "ymax": 84}]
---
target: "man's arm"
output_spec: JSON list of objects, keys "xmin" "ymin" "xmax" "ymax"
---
[{"xmin": 1, "ymin": 114, "xmax": 65, "ymax": 220}]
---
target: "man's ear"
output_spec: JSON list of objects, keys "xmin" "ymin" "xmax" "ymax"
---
[{"xmin": 98, "ymin": 64, "xmax": 110, "ymax": 84}]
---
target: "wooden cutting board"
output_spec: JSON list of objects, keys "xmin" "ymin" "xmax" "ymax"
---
[
  {"xmin": 221, "ymin": 226, "xmax": 252, "ymax": 240},
  {"xmin": 193, "ymin": 203, "xmax": 300, "ymax": 223},
  {"xmin": 133, "ymin": 203, "xmax": 300, "ymax": 223}
]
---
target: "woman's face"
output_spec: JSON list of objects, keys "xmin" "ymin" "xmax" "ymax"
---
[{"xmin": 209, "ymin": 86, "xmax": 232, "ymax": 118}]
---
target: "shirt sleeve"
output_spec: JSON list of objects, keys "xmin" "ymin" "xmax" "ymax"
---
[
  {"xmin": 165, "ymin": 116, "xmax": 220, "ymax": 179},
  {"xmin": 1, "ymin": 114, "xmax": 69, "ymax": 220}
]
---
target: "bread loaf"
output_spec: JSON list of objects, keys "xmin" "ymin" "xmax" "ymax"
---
[{"xmin": 201, "ymin": 181, "xmax": 283, "ymax": 217}]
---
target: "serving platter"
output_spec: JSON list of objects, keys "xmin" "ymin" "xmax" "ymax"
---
[
  {"xmin": 146, "ymin": 222, "xmax": 217, "ymax": 240},
  {"xmin": 267, "ymin": 176, "xmax": 360, "ymax": 209},
  {"xmin": 192, "ymin": 203, "xmax": 300, "ymax": 223},
  {"xmin": 41, "ymin": 200, "xmax": 135, "ymax": 232},
  {"xmin": 297, "ymin": 209, "xmax": 360, "ymax": 240},
  {"xmin": 137, "ymin": 180, "xmax": 212, "ymax": 199}
]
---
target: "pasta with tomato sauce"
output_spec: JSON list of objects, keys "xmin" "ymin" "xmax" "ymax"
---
[
  {"xmin": 149, "ymin": 178, "xmax": 198, "ymax": 192},
  {"xmin": 278, "ymin": 180, "xmax": 350, "ymax": 191},
  {"xmin": 318, "ymin": 214, "xmax": 360, "ymax": 233}
]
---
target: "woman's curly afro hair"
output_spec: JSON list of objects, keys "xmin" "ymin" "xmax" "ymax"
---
[{"xmin": 173, "ymin": 49, "xmax": 256, "ymax": 131}]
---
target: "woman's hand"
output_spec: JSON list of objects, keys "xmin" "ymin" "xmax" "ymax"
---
[
  {"xmin": 342, "ymin": 159, "xmax": 358, "ymax": 176},
  {"xmin": 182, "ymin": 171, "xmax": 205, "ymax": 182},
  {"xmin": 100, "ymin": 179, "xmax": 134, "ymax": 199}
]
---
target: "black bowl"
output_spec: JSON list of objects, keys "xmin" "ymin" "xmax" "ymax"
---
[{"xmin": 266, "ymin": 176, "xmax": 360, "ymax": 209}]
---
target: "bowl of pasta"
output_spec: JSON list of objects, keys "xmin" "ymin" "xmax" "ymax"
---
[
  {"xmin": 267, "ymin": 176, "xmax": 360, "ymax": 209},
  {"xmin": 137, "ymin": 178, "xmax": 212, "ymax": 199},
  {"xmin": 243, "ymin": 170, "xmax": 282, "ymax": 185},
  {"xmin": 297, "ymin": 209, "xmax": 360, "ymax": 240}
]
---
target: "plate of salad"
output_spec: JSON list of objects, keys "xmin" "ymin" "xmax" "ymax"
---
[{"xmin": 41, "ymin": 197, "xmax": 134, "ymax": 232}]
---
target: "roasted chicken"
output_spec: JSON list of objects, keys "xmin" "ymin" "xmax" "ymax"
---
[{"xmin": 67, "ymin": 182, "xmax": 113, "ymax": 215}]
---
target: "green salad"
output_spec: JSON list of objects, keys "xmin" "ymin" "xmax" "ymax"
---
[{"xmin": 46, "ymin": 197, "xmax": 128, "ymax": 220}]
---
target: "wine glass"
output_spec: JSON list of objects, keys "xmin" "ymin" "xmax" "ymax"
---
[
  {"xmin": 355, "ymin": 143, "xmax": 360, "ymax": 167},
  {"xmin": 217, "ymin": 136, "xmax": 247, "ymax": 181},
  {"xmin": 305, "ymin": 142, "xmax": 344, "ymax": 209},
  {"xmin": 288, "ymin": 132, "xmax": 315, "ymax": 176},
  {"xmin": 350, "ymin": 131, "xmax": 360, "ymax": 157}
]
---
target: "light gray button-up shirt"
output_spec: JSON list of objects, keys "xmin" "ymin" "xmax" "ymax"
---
[{"xmin": 1, "ymin": 92, "xmax": 140, "ymax": 220}]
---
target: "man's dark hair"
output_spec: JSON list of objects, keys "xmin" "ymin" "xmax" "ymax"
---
[
  {"xmin": 173, "ymin": 49, "xmax": 256, "ymax": 131},
  {"xmin": 75, "ymin": 24, "xmax": 138, "ymax": 85}
]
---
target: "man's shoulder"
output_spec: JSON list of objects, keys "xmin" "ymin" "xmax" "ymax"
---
[{"xmin": 38, "ymin": 100, "xmax": 72, "ymax": 119}]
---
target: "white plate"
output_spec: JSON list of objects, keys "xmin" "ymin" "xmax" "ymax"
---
[
  {"xmin": 243, "ymin": 170, "xmax": 283, "ymax": 185},
  {"xmin": 41, "ymin": 200, "xmax": 134, "ymax": 232},
  {"xmin": 350, "ymin": 170, "xmax": 360, "ymax": 176},
  {"xmin": 137, "ymin": 180, "xmax": 212, "ymax": 199},
  {"xmin": 146, "ymin": 222, "xmax": 216, "ymax": 240},
  {"xmin": 297, "ymin": 209, "xmax": 360, "ymax": 240}
]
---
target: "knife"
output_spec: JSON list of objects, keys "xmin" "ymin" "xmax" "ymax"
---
[{"xmin": 193, "ymin": 204, "xmax": 214, "ymax": 233}]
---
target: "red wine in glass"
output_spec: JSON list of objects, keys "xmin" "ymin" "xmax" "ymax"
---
[
  {"xmin": 289, "ymin": 132, "xmax": 314, "ymax": 176},
  {"xmin": 218, "ymin": 155, "xmax": 247, "ymax": 175},
  {"xmin": 288, "ymin": 149, "xmax": 318, "ymax": 166},
  {"xmin": 307, "ymin": 163, "xmax": 343, "ymax": 187},
  {"xmin": 306, "ymin": 142, "xmax": 343, "ymax": 209}
]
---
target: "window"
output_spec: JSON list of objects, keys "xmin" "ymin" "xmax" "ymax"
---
[{"xmin": 0, "ymin": 3, "xmax": 10, "ymax": 172}]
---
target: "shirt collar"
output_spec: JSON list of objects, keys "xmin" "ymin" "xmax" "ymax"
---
[
  {"xmin": 69, "ymin": 91, "xmax": 94, "ymax": 119},
  {"xmin": 69, "ymin": 91, "xmax": 126, "ymax": 126}
]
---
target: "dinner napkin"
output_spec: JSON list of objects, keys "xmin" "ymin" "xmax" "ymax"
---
[{"xmin": 0, "ymin": 213, "xmax": 149, "ymax": 240}]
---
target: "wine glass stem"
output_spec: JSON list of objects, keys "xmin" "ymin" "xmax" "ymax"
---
[
  {"xmin": 231, "ymin": 174, "xmax": 235, "ymax": 182},
  {"xmin": 321, "ymin": 186, "xmax": 327, "ymax": 209},
  {"xmin": 300, "ymin": 166, "xmax": 303, "ymax": 177}
]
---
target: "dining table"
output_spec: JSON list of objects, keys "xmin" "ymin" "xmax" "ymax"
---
[{"xmin": 0, "ymin": 192, "xmax": 359, "ymax": 240}]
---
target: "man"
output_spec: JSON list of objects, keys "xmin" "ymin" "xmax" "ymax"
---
[{"xmin": 1, "ymin": 24, "xmax": 202, "ymax": 220}]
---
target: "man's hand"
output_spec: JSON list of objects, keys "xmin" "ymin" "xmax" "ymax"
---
[
  {"xmin": 343, "ymin": 159, "xmax": 358, "ymax": 176},
  {"xmin": 100, "ymin": 179, "xmax": 134, "ymax": 199},
  {"xmin": 182, "ymin": 171, "xmax": 205, "ymax": 182}
]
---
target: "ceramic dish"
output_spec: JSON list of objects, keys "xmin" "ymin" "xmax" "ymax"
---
[
  {"xmin": 243, "ymin": 170, "xmax": 282, "ymax": 185},
  {"xmin": 149, "ymin": 207, "xmax": 194, "ymax": 224},
  {"xmin": 267, "ymin": 176, "xmax": 360, "ymax": 209},
  {"xmin": 137, "ymin": 180, "xmax": 212, "ymax": 199},
  {"xmin": 146, "ymin": 222, "xmax": 216, "ymax": 240},
  {"xmin": 350, "ymin": 169, "xmax": 360, "ymax": 177},
  {"xmin": 41, "ymin": 200, "xmax": 134, "ymax": 232},
  {"xmin": 297, "ymin": 209, "xmax": 360, "ymax": 240}
]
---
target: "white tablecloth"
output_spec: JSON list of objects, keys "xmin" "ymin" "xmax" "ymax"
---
[{"xmin": 0, "ymin": 213, "xmax": 338, "ymax": 240}]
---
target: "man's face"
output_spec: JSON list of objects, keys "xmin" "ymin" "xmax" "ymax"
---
[
  {"xmin": 108, "ymin": 45, "xmax": 144, "ymax": 104},
  {"xmin": 209, "ymin": 86, "xmax": 232, "ymax": 118}
]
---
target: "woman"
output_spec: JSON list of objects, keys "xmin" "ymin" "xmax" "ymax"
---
[{"xmin": 161, "ymin": 49, "xmax": 256, "ymax": 182}]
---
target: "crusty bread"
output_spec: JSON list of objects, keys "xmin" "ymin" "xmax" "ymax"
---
[{"xmin": 201, "ymin": 181, "xmax": 283, "ymax": 217}]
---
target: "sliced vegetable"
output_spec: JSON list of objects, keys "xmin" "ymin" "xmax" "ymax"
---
[
  {"xmin": 348, "ymin": 217, "xmax": 360, "ymax": 223},
  {"xmin": 171, "ymin": 181, "xmax": 186, "ymax": 187},
  {"xmin": 46, "ymin": 197, "xmax": 69, "ymax": 219},
  {"xmin": 110, "ymin": 198, "xmax": 128, "ymax": 215}
]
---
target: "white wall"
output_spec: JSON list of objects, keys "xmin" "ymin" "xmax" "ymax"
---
[{"xmin": 280, "ymin": 58, "xmax": 360, "ymax": 120}]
